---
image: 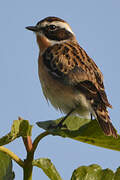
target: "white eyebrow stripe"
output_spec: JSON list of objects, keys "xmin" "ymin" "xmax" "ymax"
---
[{"xmin": 40, "ymin": 21, "xmax": 74, "ymax": 35}]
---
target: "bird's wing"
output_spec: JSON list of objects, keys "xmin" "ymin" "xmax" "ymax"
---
[{"xmin": 42, "ymin": 42, "xmax": 112, "ymax": 108}]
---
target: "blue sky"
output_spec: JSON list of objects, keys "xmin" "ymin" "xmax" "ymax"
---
[{"xmin": 0, "ymin": 1, "xmax": 120, "ymax": 179}]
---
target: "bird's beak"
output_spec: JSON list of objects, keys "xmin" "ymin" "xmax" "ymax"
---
[{"xmin": 26, "ymin": 26, "xmax": 39, "ymax": 32}]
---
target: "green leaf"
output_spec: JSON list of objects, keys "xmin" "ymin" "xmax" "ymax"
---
[
  {"xmin": 114, "ymin": 167, "xmax": 120, "ymax": 179},
  {"xmin": 32, "ymin": 158, "xmax": 63, "ymax": 180},
  {"xmin": 71, "ymin": 164, "xmax": 120, "ymax": 180},
  {"xmin": 0, "ymin": 120, "xmax": 33, "ymax": 146},
  {"xmin": 0, "ymin": 151, "xmax": 14, "ymax": 180},
  {"xmin": 37, "ymin": 116, "xmax": 120, "ymax": 151}
]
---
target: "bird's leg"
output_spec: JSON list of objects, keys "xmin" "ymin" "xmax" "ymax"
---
[
  {"xmin": 90, "ymin": 113, "xmax": 95, "ymax": 120},
  {"xmin": 48, "ymin": 108, "xmax": 75, "ymax": 129},
  {"xmin": 90, "ymin": 113, "xmax": 93, "ymax": 120},
  {"xmin": 57, "ymin": 108, "xmax": 75, "ymax": 128}
]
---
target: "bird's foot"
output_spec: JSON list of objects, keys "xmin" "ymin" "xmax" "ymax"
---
[{"xmin": 48, "ymin": 121, "xmax": 67, "ymax": 130}]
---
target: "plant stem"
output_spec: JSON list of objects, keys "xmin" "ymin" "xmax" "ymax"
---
[
  {"xmin": 23, "ymin": 131, "xmax": 50, "ymax": 180},
  {"xmin": 0, "ymin": 146, "xmax": 24, "ymax": 167},
  {"xmin": 32, "ymin": 131, "xmax": 50, "ymax": 153},
  {"xmin": 22, "ymin": 135, "xmax": 33, "ymax": 180},
  {"xmin": 22, "ymin": 136, "xmax": 33, "ymax": 152},
  {"xmin": 23, "ymin": 166, "xmax": 33, "ymax": 180},
  {"xmin": 23, "ymin": 152, "xmax": 33, "ymax": 180}
]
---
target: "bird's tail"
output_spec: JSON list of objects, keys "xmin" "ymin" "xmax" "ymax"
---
[{"xmin": 94, "ymin": 106, "xmax": 118, "ymax": 138}]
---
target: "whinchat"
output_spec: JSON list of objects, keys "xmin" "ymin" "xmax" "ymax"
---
[{"xmin": 26, "ymin": 16, "xmax": 117, "ymax": 138}]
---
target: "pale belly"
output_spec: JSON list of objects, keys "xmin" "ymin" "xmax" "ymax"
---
[{"xmin": 38, "ymin": 55, "xmax": 90, "ymax": 118}]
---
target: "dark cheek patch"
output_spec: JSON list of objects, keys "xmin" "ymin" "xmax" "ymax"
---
[{"xmin": 44, "ymin": 28, "xmax": 73, "ymax": 41}]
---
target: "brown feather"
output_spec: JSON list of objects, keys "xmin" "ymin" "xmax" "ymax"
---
[
  {"xmin": 95, "ymin": 106, "xmax": 117, "ymax": 138},
  {"xmin": 42, "ymin": 40, "xmax": 117, "ymax": 138},
  {"xmin": 34, "ymin": 16, "xmax": 116, "ymax": 137},
  {"xmin": 43, "ymin": 41, "xmax": 112, "ymax": 108}
]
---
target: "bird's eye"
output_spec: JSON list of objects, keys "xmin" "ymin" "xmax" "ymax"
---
[{"xmin": 48, "ymin": 25, "xmax": 57, "ymax": 31}]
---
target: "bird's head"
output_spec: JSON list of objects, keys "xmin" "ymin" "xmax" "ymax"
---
[{"xmin": 26, "ymin": 16, "xmax": 75, "ymax": 51}]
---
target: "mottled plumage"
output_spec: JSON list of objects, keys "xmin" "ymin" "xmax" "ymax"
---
[{"xmin": 26, "ymin": 16, "xmax": 117, "ymax": 138}]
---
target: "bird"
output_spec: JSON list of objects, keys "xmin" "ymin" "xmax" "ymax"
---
[{"xmin": 26, "ymin": 16, "xmax": 117, "ymax": 138}]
